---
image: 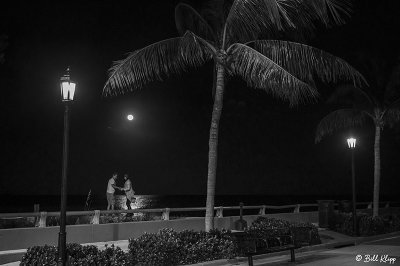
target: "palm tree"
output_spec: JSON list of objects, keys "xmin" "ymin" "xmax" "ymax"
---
[
  {"xmin": 315, "ymin": 56, "xmax": 400, "ymax": 217},
  {"xmin": 103, "ymin": 0, "xmax": 365, "ymax": 231}
]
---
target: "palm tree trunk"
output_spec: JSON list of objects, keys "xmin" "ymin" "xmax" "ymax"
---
[
  {"xmin": 373, "ymin": 124, "xmax": 381, "ymax": 217},
  {"xmin": 205, "ymin": 63, "xmax": 225, "ymax": 232}
]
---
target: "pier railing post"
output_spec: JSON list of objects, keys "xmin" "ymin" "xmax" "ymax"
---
[
  {"xmin": 162, "ymin": 208, "xmax": 170, "ymax": 220},
  {"xmin": 91, "ymin": 210, "xmax": 100, "ymax": 224},
  {"xmin": 259, "ymin": 205, "xmax": 266, "ymax": 215},
  {"xmin": 39, "ymin": 212, "xmax": 47, "ymax": 228},
  {"xmin": 216, "ymin": 206, "xmax": 223, "ymax": 218}
]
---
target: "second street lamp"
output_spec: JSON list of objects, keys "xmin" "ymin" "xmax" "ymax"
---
[
  {"xmin": 347, "ymin": 137, "xmax": 357, "ymax": 236},
  {"xmin": 58, "ymin": 67, "xmax": 76, "ymax": 265}
]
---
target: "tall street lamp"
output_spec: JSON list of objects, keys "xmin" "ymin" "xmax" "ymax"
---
[
  {"xmin": 58, "ymin": 67, "xmax": 76, "ymax": 265},
  {"xmin": 347, "ymin": 137, "xmax": 357, "ymax": 236}
]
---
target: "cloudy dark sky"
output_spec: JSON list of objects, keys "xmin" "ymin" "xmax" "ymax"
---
[{"xmin": 1, "ymin": 0, "xmax": 399, "ymax": 199}]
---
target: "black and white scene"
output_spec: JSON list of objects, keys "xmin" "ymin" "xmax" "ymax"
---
[{"xmin": 1, "ymin": 0, "xmax": 400, "ymax": 265}]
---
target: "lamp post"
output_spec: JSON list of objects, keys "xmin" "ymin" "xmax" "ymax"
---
[
  {"xmin": 58, "ymin": 67, "xmax": 76, "ymax": 265},
  {"xmin": 347, "ymin": 137, "xmax": 357, "ymax": 236}
]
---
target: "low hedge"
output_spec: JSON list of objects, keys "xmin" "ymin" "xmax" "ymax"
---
[
  {"xmin": 20, "ymin": 243, "xmax": 130, "ymax": 265},
  {"xmin": 332, "ymin": 212, "xmax": 400, "ymax": 236},
  {"xmin": 129, "ymin": 228, "xmax": 237, "ymax": 265},
  {"xmin": 245, "ymin": 217, "xmax": 321, "ymax": 246},
  {"xmin": 20, "ymin": 217, "xmax": 320, "ymax": 265}
]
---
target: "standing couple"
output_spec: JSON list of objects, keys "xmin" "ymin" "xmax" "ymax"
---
[{"xmin": 106, "ymin": 172, "xmax": 135, "ymax": 211}]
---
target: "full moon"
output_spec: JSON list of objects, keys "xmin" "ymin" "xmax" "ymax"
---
[{"xmin": 127, "ymin": 114, "xmax": 134, "ymax": 121}]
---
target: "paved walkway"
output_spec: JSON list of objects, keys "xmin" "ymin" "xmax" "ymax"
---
[{"xmin": 1, "ymin": 230, "xmax": 399, "ymax": 265}]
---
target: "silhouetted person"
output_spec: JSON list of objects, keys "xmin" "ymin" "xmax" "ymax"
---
[
  {"xmin": 122, "ymin": 174, "xmax": 135, "ymax": 216},
  {"xmin": 106, "ymin": 172, "xmax": 119, "ymax": 210}
]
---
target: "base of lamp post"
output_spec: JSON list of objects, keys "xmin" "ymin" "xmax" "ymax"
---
[{"xmin": 58, "ymin": 231, "xmax": 66, "ymax": 265}]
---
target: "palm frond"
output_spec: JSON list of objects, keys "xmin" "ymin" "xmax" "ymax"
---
[
  {"xmin": 228, "ymin": 43, "xmax": 319, "ymax": 106},
  {"xmin": 175, "ymin": 3, "xmax": 216, "ymax": 42},
  {"xmin": 306, "ymin": 0, "xmax": 352, "ymax": 26},
  {"xmin": 103, "ymin": 33, "xmax": 213, "ymax": 96},
  {"xmin": 249, "ymin": 40, "xmax": 367, "ymax": 88},
  {"xmin": 224, "ymin": 0, "xmax": 352, "ymax": 45},
  {"xmin": 315, "ymin": 108, "xmax": 368, "ymax": 143},
  {"xmin": 225, "ymin": 0, "xmax": 287, "ymax": 44}
]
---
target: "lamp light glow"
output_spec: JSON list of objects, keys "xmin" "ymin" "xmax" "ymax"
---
[
  {"xmin": 347, "ymin": 137, "xmax": 356, "ymax": 149},
  {"xmin": 127, "ymin": 114, "xmax": 134, "ymax": 121},
  {"xmin": 60, "ymin": 67, "xmax": 76, "ymax": 101}
]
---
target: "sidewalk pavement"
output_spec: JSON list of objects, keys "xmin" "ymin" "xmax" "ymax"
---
[
  {"xmin": 234, "ymin": 235, "xmax": 400, "ymax": 266},
  {"xmin": 1, "ymin": 230, "xmax": 399, "ymax": 265}
]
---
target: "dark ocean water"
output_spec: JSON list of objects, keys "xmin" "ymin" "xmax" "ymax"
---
[{"xmin": 1, "ymin": 194, "xmax": 397, "ymax": 214}]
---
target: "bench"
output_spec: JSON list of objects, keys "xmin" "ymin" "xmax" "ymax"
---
[
  {"xmin": 232, "ymin": 227, "xmax": 313, "ymax": 266},
  {"xmin": 290, "ymin": 225, "xmax": 317, "ymax": 246}
]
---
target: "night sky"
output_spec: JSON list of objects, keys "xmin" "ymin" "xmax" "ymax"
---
[{"xmin": 1, "ymin": 1, "xmax": 399, "ymax": 199}]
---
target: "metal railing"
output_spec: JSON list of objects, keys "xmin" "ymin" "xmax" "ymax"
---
[{"xmin": 0, "ymin": 201, "xmax": 395, "ymax": 228}]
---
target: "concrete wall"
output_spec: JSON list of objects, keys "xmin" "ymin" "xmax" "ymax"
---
[{"xmin": 0, "ymin": 212, "xmax": 318, "ymax": 251}]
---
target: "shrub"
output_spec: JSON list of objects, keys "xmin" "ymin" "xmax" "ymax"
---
[
  {"xmin": 331, "ymin": 211, "xmax": 400, "ymax": 237},
  {"xmin": 66, "ymin": 243, "xmax": 99, "ymax": 260},
  {"xmin": 128, "ymin": 228, "xmax": 237, "ymax": 265},
  {"xmin": 359, "ymin": 216, "xmax": 386, "ymax": 236},
  {"xmin": 91, "ymin": 244, "xmax": 131, "ymax": 265},
  {"xmin": 246, "ymin": 217, "xmax": 291, "ymax": 237},
  {"xmin": 245, "ymin": 217, "xmax": 320, "ymax": 246},
  {"xmin": 248, "ymin": 217, "xmax": 291, "ymax": 231},
  {"xmin": 0, "ymin": 217, "xmax": 35, "ymax": 229},
  {"xmin": 290, "ymin": 222, "xmax": 321, "ymax": 245},
  {"xmin": 20, "ymin": 245, "xmax": 58, "ymax": 266},
  {"xmin": 99, "ymin": 213, "xmax": 155, "ymax": 224},
  {"xmin": 336, "ymin": 212, "xmax": 355, "ymax": 236},
  {"xmin": 20, "ymin": 243, "xmax": 130, "ymax": 265},
  {"xmin": 332, "ymin": 212, "xmax": 369, "ymax": 236},
  {"xmin": 381, "ymin": 214, "xmax": 400, "ymax": 233},
  {"xmin": 180, "ymin": 229, "xmax": 237, "ymax": 264},
  {"xmin": 392, "ymin": 214, "xmax": 400, "ymax": 231},
  {"xmin": 129, "ymin": 228, "xmax": 181, "ymax": 266}
]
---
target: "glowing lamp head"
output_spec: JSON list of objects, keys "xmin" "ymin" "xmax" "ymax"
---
[
  {"xmin": 347, "ymin": 137, "xmax": 356, "ymax": 149},
  {"xmin": 127, "ymin": 114, "xmax": 134, "ymax": 121},
  {"xmin": 60, "ymin": 67, "xmax": 76, "ymax": 102}
]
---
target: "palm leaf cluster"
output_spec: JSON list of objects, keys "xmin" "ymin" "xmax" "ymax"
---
[
  {"xmin": 105, "ymin": 34, "xmax": 212, "ymax": 96},
  {"xmin": 104, "ymin": 0, "xmax": 364, "ymax": 102}
]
